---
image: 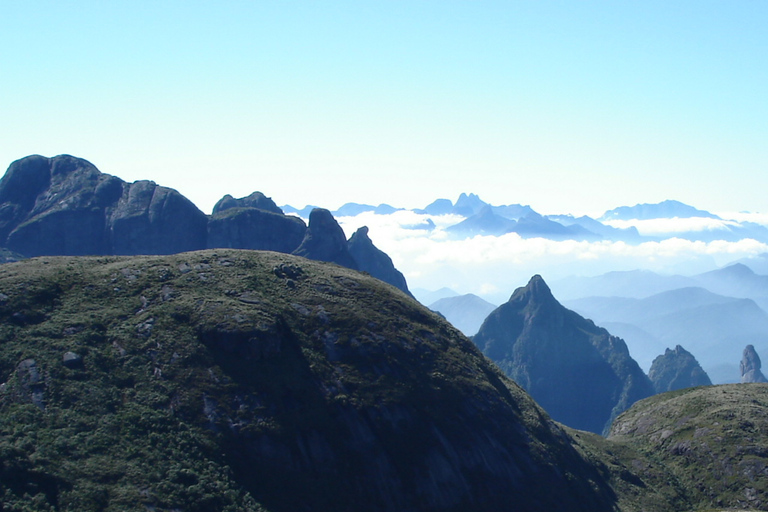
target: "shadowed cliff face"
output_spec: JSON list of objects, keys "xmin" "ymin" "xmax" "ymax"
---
[
  {"xmin": 0, "ymin": 155, "xmax": 208, "ymax": 256},
  {"xmin": 347, "ymin": 226, "xmax": 412, "ymax": 296},
  {"xmin": 473, "ymin": 275, "xmax": 654, "ymax": 435},
  {"xmin": 292, "ymin": 208, "xmax": 359, "ymax": 270},
  {"xmin": 0, "ymin": 250, "xmax": 618, "ymax": 512}
]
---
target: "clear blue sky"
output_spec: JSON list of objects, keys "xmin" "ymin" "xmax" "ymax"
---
[{"xmin": 1, "ymin": 1, "xmax": 766, "ymax": 215}]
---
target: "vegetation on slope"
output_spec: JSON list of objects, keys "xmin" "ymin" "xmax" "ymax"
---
[{"xmin": 0, "ymin": 250, "xmax": 617, "ymax": 512}]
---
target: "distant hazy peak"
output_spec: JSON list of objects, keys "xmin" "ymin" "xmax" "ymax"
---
[{"xmin": 600, "ymin": 199, "xmax": 719, "ymax": 221}]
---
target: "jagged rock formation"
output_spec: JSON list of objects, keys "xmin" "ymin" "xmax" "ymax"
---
[
  {"xmin": 0, "ymin": 250, "xmax": 618, "ymax": 511},
  {"xmin": 740, "ymin": 344, "xmax": 768, "ymax": 383},
  {"xmin": 292, "ymin": 208, "xmax": 358, "ymax": 270},
  {"xmin": 472, "ymin": 275, "xmax": 654, "ymax": 434},
  {"xmin": 0, "ymin": 156, "xmax": 412, "ymax": 294},
  {"xmin": 648, "ymin": 345, "xmax": 712, "ymax": 393},
  {"xmin": 207, "ymin": 194, "xmax": 307, "ymax": 253},
  {"xmin": 0, "ymin": 155, "xmax": 207, "ymax": 256},
  {"xmin": 347, "ymin": 226, "xmax": 410, "ymax": 295},
  {"xmin": 212, "ymin": 191, "xmax": 283, "ymax": 215}
]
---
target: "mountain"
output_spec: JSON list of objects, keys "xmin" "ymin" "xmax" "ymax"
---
[
  {"xmin": 0, "ymin": 154, "xmax": 208, "ymax": 256},
  {"xmin": 740, "ymin": 344, "xmax": 768, "ymax": 383},
  {"xmin": 414, "ymin": 198, "xmax": 453, "ymax": 215},
  {"xmin": 511, "ymin": 211, "xmax": 598, "ymax": 240},
  {"xmin": 412, "ymin": 287, "xmax": 459, "ymax": 305},
  {"xmin": 292, "ymin": 208, "xmax": 358, "ymax": 270},
  {"xmin": 600, "ymin": 199, "xmax": 719, "ymax": 221},
  {"xmin": 212, "ymin": 191, "xmax": 284, "ymax": 215},
  {"xmin": 607, "ymin": 383, "xmax": 768, "ymax": 510},
  {"xmin": 0, "ymin": 250, "xmax": 620, "ymax": 512},
  {"xmin": 333, "ymin": 202, "xmax": 400, "ymax": 216},
  {"xmin": 551, "ymin": 270, "xmax": 698, "ymax": 301},
  {"xmin": 347, "ymin": 226, "xmax": 411, "ymax": 296},
  {"xmin": 451, "ymin": 192, "xmax": 487, "ymax": 217},
  {"xmin": 547, "ymin": 214, "xmax": 642, "ymax": 242},
  {"xmin": 428, "ymin": 294, "xmax": 497, "ymax": 336},
  {"xmin": 0, "ymin": 155, "xmax": 414, "ymax": 296},
  {"xmin": 207, "ymin": 205, "xmax": 307, "ymax": 254},
  {"xmin": 444, "ymin": 205, "xmax": 516, "ymax": 238},
  {"xmin": 648, "ymin": 345, "xmax": 712, "ymax": 393},
  {"xmin": 565, "ymin": 287, "xmax": 768, "ymax": 384},
  {"xmin": 472, "ymin": 275, "xmax": 654, "ymax": 434}
]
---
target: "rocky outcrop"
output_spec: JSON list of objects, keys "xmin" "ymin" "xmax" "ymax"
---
[
  {"xmin": 109, "ymin": 179, "xmax": 208, "ymax": 255},
  {"xmin": 347, "ymin": 226, "xmax": 410, "ymax": 295},
  {"xmin": 0, "ymin": 155, "xmax": 208, "ymax": 256},
  {"xmin": 472, "ymin": 275, "xmax": 654, "ymax": 434},
  {"xmin": 292, "ymin": 208, "xmax": 358, "ymax": 270},
  {"xmin": 740, "ymin": 344, "xmax": 768, "ymax": 383},
  {"xmin": 207, "ymin": 206, "xmax": 306, "ymax": 253},
  {"xmin": 212, "ymin": 191, "xmax": 283, "ymax": 215},
  {"xmin": 648, "ymin": 345, "xmax": 712, "ymax": 393}
]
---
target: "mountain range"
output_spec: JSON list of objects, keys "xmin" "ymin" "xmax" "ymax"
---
[{"xmin": 3, "ymin": 154, "xmax": 768, "ymax": 510}]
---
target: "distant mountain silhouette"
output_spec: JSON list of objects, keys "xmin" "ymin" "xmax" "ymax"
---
[
  {"xmin": 473, "ymin": 275, "xmax": 654, "ymax": 434},
  {"xmin": 333, "ymin": 202, "xmax": 401, "ymax": 217},
  {"xmin": 428, "ymin": 293, "xmax": 497, "ymax": 336},
  {"xmin": 412, "ymin": 287, "xmax": 459, "ymax": 305},
  {"xmin": 600, "ymin": 200, "xmax": 718, "ymax": 221},
  {"xmin": 445, "ymin": 205, "xmax": 517, "ymax": 237}
]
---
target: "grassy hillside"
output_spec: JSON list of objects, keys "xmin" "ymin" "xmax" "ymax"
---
[{"xmin": 0, "ymin": 250, "xmax": 617, "ymax": 512}]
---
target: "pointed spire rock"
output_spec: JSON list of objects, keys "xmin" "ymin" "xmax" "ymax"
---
[
  {"xmin": 347, "ymin": 226, "xmax": 411, "ymax": 296},
  {"xmin": 292, "ymin": 208, "xmax": 358, "ymax": 270},
  {"xmin": 740, "ymin": 345, "xmax": 768, "ymax": 383},
  {"xmin": 473, "ymin": 274, "xmax": 654, "ymax": 434}
]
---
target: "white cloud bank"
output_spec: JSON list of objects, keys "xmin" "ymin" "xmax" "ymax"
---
[{"xmin": 337, "ymin": 211, "xmax": 768, "ymax": 304}]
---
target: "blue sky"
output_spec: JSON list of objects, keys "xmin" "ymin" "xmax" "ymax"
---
[{"xmin": 2, "ymin": 1, "xmax": 766, "ymax": 215}]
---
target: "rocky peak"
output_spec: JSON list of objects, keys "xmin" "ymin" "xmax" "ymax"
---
[
  {"xmin": 740, "ymin": 344, "xmax": 768, "ymax": 383},
  {"xmin": 347, "ymin": 226, "xmax": 411, "ymax": 296},
  {"xmin": 473, "ymin": 274, "xmax": 654, "ymax": 434},
  {"xmin": 212, "ymin": 191, "xmax": 283, "ymax": 215},
  {"xmin": 648, "ymin": 345, "xmax": 712, "ymax": 393},
  {"xmin": 292, "ymin": 208, "xmax": 358, "ymax": 270}
]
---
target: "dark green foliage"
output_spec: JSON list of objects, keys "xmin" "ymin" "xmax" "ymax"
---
[{"xmin": 0, "ymin": 250, "xmax": 618, "ymax": 512}]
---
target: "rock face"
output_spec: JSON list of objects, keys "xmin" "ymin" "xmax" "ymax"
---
[
  {"xmin": 212, "ymin": 191, "xmax": 283, "ymax": 215},
  {"xmin": 292, "ymin": 208, "xmax": 358, "ymax": 270},
  {"xmin": 347, "ymin": 226, "xmax": 410, "ymax": 296},
  {"xmin": 0, "ymin": 156, "xmax": 413, "ymax": 296},
  {"xmin": 648, "ymin": 345, "xmax": 712, "ymax": 393},
  {"xmin": 740, "ymin": 344, "xmax": 768, "ymax": 383},
  {"xmin": 0, "ymin": 251, "xmax": 618, "ymax": 511},
  {"xmin": 207, "ymin": 205, "xmax": 306, "ymax": 253},
  {"xmin": 0, "ymin": 155, "xmax": 208, "ymax": 256},
  {"xmin": 472, "ymin": 275, "xmax": 654, "ymax": 434}
]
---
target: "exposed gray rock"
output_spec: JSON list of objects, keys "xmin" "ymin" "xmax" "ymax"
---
[
  {"xmin": 648, "ymin": 345, "xmax": 712, "ymax": 393},
  {"xmin": 740, "ymin": 344, "xmax": 768, "ymax": 383},
  {"xmin": 212, "ymin": 191, "xmax": 283, "ymax": 215},
  {"xmin": 207, "ymin": 207, "xmax": 306, "ymax": 253},
  {"xmin": 347, "ymin": 226, "xmax": 410, "ymax": 296},
  {"xmin": 62, "ymin": 351, "xmax": 84, "ymax": 369},
  {"xmin": 292, "ymin": 208, "xmax": 358, "ymax": 270}
]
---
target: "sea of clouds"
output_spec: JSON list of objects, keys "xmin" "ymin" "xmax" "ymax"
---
[{"xmin": 335, "ymin": 211, "xmax": 768, "ymax": 304}]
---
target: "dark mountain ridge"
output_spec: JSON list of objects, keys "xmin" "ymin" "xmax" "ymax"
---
[{"xmin": 0, "ymin": 155, "xmax": 411, "ymax": 296}]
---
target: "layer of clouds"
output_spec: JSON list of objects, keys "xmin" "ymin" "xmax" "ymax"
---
[{"xmin": 337, "ymin": 211, "xmax": 768, "ymax": 304}]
